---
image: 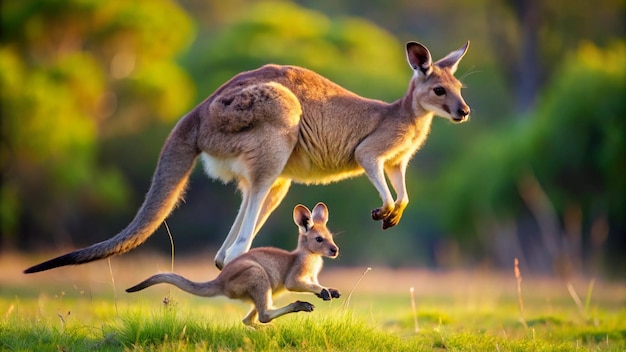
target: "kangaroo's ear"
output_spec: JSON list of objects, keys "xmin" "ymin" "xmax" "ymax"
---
[
  {"xmin": 434, "ymin": 41, "xmax": 470, "ymax": 74},
  {"xmin": 312, "ymin": 202, "xmax": 329, "ymax": 225},
  {"xmin": 293, "ymin": 204, "xmax": 313, "ymax": 232},
  {"xmin": 406, "ymin": 42, "xmax": 433, "ymax": 77}
]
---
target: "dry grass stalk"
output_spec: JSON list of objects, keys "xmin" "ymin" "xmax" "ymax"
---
[
  {"xmin": 514, "ymin": 258, "xmax": 528, "ymax": 328},
  {"xmin": 410, "ymin": 286, "xmax": 419, "ymax": 333},
  {"xmin": 341, "ymin": 267, "xmax": 372, "ymax": 309},
  {"xmin": 107, "ymin": 257, "xmax": 118, "ymax": 315}
]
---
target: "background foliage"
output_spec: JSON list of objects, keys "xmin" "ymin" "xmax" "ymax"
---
[{"xmin": 1, "ymin": 0, "xmax": 624, "ymax": 276}]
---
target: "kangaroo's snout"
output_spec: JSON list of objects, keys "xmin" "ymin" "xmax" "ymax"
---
[
  {"xmin": 458, "ymin": 106, "xmax": 470, "ymax": 118},
  {"xmin": 328, "ymin": 245, "xmax": 339, "ymax": 258},
  {"xmin": 452, "ymin": 104, "xmax": 470, "ymax": 123}
]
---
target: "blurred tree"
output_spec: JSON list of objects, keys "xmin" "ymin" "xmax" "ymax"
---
[
  {"xmin": 184, "ymin": 1, "xmax": 407, "ymax": 103},
  {"xmin": 435, "ymin": 41, "xmax": 626, "ymax": 276},
  {"xmin": 486, "ymin": 0, "xmax": 625, "ymax": 112},
  {"xmin": 0, "ymin": 0, "xmax": 195, "ymax": 250}
]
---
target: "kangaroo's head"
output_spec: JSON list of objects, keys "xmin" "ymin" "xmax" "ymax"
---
[
  {"xmin": 406, "ymin": 41, "xmax": 470, "ymax": 123},
  {"xmin": 294, "ymin": 202, "xmax": 339, "ymax": 259}
]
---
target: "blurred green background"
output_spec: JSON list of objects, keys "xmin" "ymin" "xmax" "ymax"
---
[{"xmin": 1, "ymin": 0, "xmax": 624, "ymax": 277}]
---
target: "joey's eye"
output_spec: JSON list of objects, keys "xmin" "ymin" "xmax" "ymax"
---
[
  {"xmin": 433, "ymin": 87, "xmax": 446, "ymax": 96},
  {"xmin": 315, "ymin": 236, "xmax": 323, "ymax": 243}
]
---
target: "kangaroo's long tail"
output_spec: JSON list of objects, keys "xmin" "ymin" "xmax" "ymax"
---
[
  {"xmin": 126, "ymin": 272, "xmax": 222, "ymax": 297},
  {"xmin": 24, "ymin": 112, "xmax": 201, "ymax": 274}
]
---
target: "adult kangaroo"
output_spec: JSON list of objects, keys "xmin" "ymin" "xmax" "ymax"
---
[{"xmin": 25, "ymin": 40, "xmax": 470, "ymax": 274}]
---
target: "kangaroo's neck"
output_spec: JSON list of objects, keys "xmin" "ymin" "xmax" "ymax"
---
[{"xmin": 392, "ymin": 76, "xmax": 429, "ymax": 121}]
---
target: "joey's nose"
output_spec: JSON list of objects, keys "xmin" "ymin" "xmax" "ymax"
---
[{"xmin": 329, "ymin": 246, "xmax": 339, "ymax": 257}]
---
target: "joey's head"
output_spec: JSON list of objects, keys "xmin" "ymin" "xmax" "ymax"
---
[
  {"xmin": 406, "ymin": 41, "xmax": 471, "ymax": 123},
  {"xmin": 293, "ymin": 202, "xmax": 339, "ymax": 259}
]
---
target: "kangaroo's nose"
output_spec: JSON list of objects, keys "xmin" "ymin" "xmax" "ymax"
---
[{"xmin": 458, "ymin": 106, "xmax": 470, "ymax": 117}]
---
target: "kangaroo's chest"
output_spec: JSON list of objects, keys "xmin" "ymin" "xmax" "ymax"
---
[{"xmin": 382, "ymin": 116, "xmax": 434, "ymax": 166}]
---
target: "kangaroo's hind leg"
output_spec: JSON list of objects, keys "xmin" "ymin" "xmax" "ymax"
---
[
  {"xmin": 215, "ymin": 181, "xmax": 250, "ymax": 269},
  {"xmin": 223, "ymin": 178, "xmax": 279, "ymax": 264},
  {"xmin": 207, "ymin": 82, "xmax": 301, "ymax": 268},
  {"xmin": 253, "ymin": 178, "xmax": 292, "ymax": 234},
  {"xmin": 222, "ymin": 130, "xmax": 299, "ymax": 264},
  {"xmin": 215, "ymin": 178, "xmax": 291, "ymax": 269}
]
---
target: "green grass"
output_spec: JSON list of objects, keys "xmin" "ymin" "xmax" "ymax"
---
[{"xmin": 1, "ymin": 258, "xmax": 625, "ymax": 351}]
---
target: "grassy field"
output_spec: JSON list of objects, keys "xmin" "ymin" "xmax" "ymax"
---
[{"xmin": 1, "ymin": 253, "xmax": 624, "ymax": 351}]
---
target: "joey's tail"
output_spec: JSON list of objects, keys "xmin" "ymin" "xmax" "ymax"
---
[
  {"xmin": 24, "ymin": 113, "xmax": 201, "ymax": 274},
  {"xmin": 126, "ymin": 273, "xmax": 223, "ymax": 297}
]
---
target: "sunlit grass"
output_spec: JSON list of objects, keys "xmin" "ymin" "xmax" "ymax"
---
[
  {"xmin": 3, "ymin": 289, "xmax": 623, "ymax": 351},
  {"xmin": 1, "ymin": 254, "xmax": 625, "ymax": 351}
]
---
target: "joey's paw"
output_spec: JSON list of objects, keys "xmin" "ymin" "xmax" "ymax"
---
[
  {"xmin": 328, "ymin": 288, "xmax": 341, "ymax": 299},
  {"xmin": 294, "ymin": 300, "xmax": 315, "ymax": 312},
  {"xmin": 371, "ymin": 207, "xmax": 392, "ymax": 221},
  {"xmin": 317, "ymin": 288, "xmax": 332, "ymax": 300}
]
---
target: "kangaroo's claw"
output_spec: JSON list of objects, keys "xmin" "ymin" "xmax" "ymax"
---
[
  {"xmin": 371, "ymin": 207, "xmax": 392, "ymax": 221},
  {"xmin": 382, "ymin": 215, "xmax": 400, "ymax": 229}
]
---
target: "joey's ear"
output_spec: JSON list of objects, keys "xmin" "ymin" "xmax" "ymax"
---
[
  {"xmin": 293, "ymin": 204, "xmax": 313, "ymax": 232},
  {"xmin": 434, "ymin": 41, "xmax": 470, "ymax": 74},
  {"xmin": 311, "ymin": 202, "xmax": 329, "ymax": 225},
  {"xmin": 406, "ymin": 42, "xmax": 432, "ymax": 76}
]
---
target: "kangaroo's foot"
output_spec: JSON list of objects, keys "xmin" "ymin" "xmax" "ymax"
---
[
  {"xmin": 381, "ymin": 201, "xmax": 407, "ymax": 229},
  {"xmin": 371, "ymin": 205, "xmax": 393, "ymax": 222},
  {"xmin": 382, "ymin": 211, "xmax": 402, "ymax": 229},
  {"xmin": 214, "ymin": 253, "xmax": 225, "ymax": 270}
]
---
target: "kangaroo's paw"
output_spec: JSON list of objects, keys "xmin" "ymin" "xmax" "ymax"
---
[
  {"xmin": 382, "ymin": 213, "xmax": 401, "ymax": 229},
  {"xmin": 293, "ymin": 300, "xmax": 315, "ymax": 312},
  {"xmin": 316, "ymin": 288, "xmax": 332, "ymax": 300},
  {"xmin": 316, "ymin": 288, "xmax": 341, "ymax": 300},
  {"xmin": 328, "ymin": 288, "xmax": 341, "ymax": 298},
  {"xmin": 382, "ymin": 206, "xmax": 406, "ymax": 229},
  {"xmin": 371, "ymin": 206, "xmax": 393, "ymax": 221}
]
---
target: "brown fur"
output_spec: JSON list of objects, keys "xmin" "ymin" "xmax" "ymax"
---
[
  {"xmin": 25, "ymin": 41, "xmax": 470, "ymax": 274},
  {"xmin": 126, "ymin": 203, "xmax": 340, "ymax": 325}
]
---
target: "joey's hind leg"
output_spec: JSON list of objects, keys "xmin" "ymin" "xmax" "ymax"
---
[
  {"xmin": 242, "ymin": 307, "xmax": 259, "ymax": 326},
  {"xmin": 247, "ymin": 278, "xmax": 314, "ymax": 324},
  {"xmin": 256, "ymin": 295, "xmax": 315, "ymax": 324}
]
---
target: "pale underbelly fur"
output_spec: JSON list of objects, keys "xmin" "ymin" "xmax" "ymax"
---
[{"xmin": 201, "ymin": 152, "xmax": 365, "ymax": 186}]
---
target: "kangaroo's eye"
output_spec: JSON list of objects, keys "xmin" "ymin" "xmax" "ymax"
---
[
  {"xmin": 315, "ymin": 236, "xmax": 323, "ymax": 243},
  {"xmin": 433, "ymin": 87, "xmax": 446, "ymax": 96}
]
